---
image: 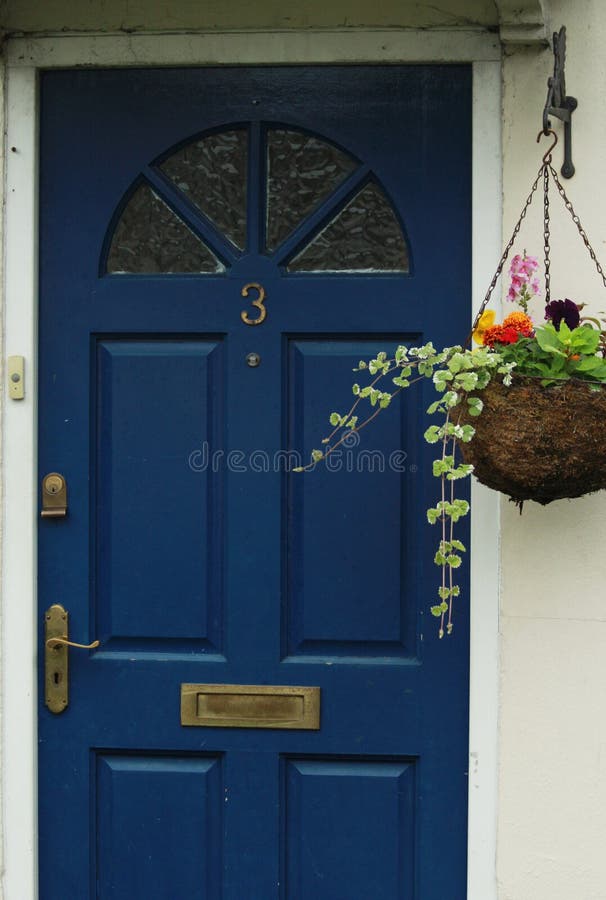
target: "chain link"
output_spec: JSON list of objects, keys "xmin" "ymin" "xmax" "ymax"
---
[
  {"xmin": 548, "ymin": 162, "xmax": 606, "ymax": 290},
  {"xmin": 543, "ymin": 163, "xmax": 551, "ymax": 303}
]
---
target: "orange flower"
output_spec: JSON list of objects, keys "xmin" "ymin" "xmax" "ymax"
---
[
  {"xmin": 502, "ymin": 311, "xmax": 534, "ymax": 337},
  {"xmin": 483, "ymin": 324, "xmax": 505, "ymax": 347}
]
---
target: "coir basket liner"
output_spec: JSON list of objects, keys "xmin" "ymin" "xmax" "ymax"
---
[{"xmin": 458, "ymin": 377, "xmax": 606, "ymax": 505}]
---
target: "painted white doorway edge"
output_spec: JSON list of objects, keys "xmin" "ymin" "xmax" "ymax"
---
[{"xmin": 2, "ymin": 29, "xmax": 502, "ymax": 900}]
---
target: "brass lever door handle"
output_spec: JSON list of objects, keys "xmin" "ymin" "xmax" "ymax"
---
[
  {"xmin": 46, "ymin": 637, "xmax": 100, "ymax": 650},
  {"xmin": 44, "ymin": 604, "xmax": 99, "ymax": 714}
]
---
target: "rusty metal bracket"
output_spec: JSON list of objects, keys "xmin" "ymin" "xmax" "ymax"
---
[{"xmin": 543, "ymin": 26, "xmax": 577, "ymax": 179}]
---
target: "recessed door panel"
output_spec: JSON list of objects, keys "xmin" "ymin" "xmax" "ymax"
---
[
  {"xmin": 285, "ymin": 338, "xmax": 419, "ymax": 659},
  {"xmin": 96, "ymin": 754, "xmax": 223, "ymax": 899},
  {"xmin": 283, "ymin": 758, "xmax": 416, "ymax": 899},
  {"xmin": 94, "ymin": 339, "xmax": 224, "ymax": 650}
]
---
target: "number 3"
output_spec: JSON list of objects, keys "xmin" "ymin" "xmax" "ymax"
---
[{"xmin": 241, "ymin": 283, "xmax": 267, "ymax": 326}]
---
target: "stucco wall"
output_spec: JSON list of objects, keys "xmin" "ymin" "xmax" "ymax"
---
[{"xmin": 499, "ymin": 3, "xmax": 606, "ymax": 897}]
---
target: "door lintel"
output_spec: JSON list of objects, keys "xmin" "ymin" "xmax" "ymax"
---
[{"xmin": 496, "ymin": 0, "xmax": 550, "ymax": 46}]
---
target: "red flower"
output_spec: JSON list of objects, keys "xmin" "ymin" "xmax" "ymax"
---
[{"xmin": 499, "ymin": 325, "xmax": 520, "ymax": 344}]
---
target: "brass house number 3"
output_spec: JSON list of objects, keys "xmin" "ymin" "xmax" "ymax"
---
[{"xmin": 241, "ymin": 282, "xmax": 267, "ymax": 326}]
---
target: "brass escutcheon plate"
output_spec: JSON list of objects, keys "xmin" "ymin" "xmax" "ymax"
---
[{"xmin": 180, "ymin": 683, "xmax": 320, "ymax": 730}]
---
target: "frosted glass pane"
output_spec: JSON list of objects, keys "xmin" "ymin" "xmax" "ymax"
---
[
  {"xmin": 287, "ymin": 183, "xmax": 409, "ymax": 273},
  {"xmin": 161, "ymin": 130, "xmax": 247, "ymax": 250},
  {"xmin": 266, "ymin": 129, "xmax": 357, "ymax": 251},
  {"xmin": 107, "ymin": 184, "xmax": 224, "ymax": 274}
]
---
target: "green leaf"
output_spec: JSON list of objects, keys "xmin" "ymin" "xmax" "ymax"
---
[
  {"xmin": 329, "ymin": 412, "xmax": 341, "ymax": 426},
  {"xmin": 447, "ymin": 353, "xmax": 466, "ymax": 374},
  {"xmin": 570, "ymin": 325, "xmax": 600, "ymax": 354},
  {"xmin": 535, "ymin": 324, "xmax": 565, "ymax": 354},
  {"xmin": 392, "ymin": 375, "xmax": 410, "ymax": 388},
  {"xmin": 424, "ymin": 425, "xmax": 441, "ymax": 444},
  {"xmin": 456, "ymin": 371, "xmax": 479, "ymax": 391},
  {"xmin": 442, "ymin": 390, "xmax": 460, "ymax": 408},
  {"xmin": 447, "ymin": 463, "xmax": 474, "ymax": 480}
]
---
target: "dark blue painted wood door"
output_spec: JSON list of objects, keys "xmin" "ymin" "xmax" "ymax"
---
[{"xmin": 39, "ymin": 66, "xmax": 471, "ymax": 899}]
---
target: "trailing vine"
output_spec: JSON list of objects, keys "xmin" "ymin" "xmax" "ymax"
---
[{"xmin": 295, "ymin": 342, "xmax": 515, "ymax": 637}]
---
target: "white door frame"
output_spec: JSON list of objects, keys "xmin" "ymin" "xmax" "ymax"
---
[{"xmin": 2, "ymin": 30, "xmax": 502, "ymax": 900}]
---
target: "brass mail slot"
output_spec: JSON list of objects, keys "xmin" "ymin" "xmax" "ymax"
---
[{"xmin": 180, "ymin": 683, "xmax": 321, "ymax": 730}]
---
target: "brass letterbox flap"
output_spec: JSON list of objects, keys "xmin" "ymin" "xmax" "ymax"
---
[{"xmin": 181, "ymin": 683, "xmax": 320, "ymax": 730}]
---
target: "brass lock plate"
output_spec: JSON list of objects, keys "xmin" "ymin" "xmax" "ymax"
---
[
  {"xmin": 181, "ymin": 684, "xmax": 321, "ymax": 730},
  {"xmin": 41, "ymin": 472, "xmax": 67, "ymax": 518}
]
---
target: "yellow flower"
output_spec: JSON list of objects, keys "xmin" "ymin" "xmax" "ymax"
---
[{"xmin": 472, "ymin": 309, "xmax": 496, "ymax": 345}]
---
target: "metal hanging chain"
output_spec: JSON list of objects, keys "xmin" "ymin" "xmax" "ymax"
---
[
  {"xmin": 467, "ymin": 129, "xmax": 606, "ymax": 344},
  {"xmin": 466, "ymin": 164, "xmax": 544, "ymax": 343},
  {"xmin": 543, "ymin": 161, "xmax": 551, "ymax": 302},
  {"xmin": 547, "ymin": 161, "xmax": 606, "ymax": 290}
]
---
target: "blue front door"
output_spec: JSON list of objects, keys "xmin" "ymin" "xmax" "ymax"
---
[{"xmin": 39, "ymin": 66, "xmax": 471, "ymax": 899}]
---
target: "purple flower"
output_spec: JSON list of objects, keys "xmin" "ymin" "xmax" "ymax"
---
[{"xmin": 544, "ymin": 299, "xmax": 581, "ymax": 330}]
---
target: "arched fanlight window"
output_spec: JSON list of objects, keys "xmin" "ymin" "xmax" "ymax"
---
[{"xmin": 105, "ymin": 126, "xmax": 410, "ymax": 276}]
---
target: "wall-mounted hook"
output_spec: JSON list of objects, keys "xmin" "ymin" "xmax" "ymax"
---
[
  {"xmin": 543, "ymin": 26, "xmax": 577, "ymax": 178},
  {"xmin": 536, "ymin": 129, "xmax": 559, "ymax": 164}
]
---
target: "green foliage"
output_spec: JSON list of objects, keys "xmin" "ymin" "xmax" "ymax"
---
[
  {"xmin": 495, "ymin": 323, "xmax": 606, "ymax": 385},
  {"xmin": 300, "ymin": 315, "xmax": 606, "ymax": 639}
]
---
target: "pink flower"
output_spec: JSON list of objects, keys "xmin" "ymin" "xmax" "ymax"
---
[
  {"xmin": 506, "ymin": 251, "xmax": 541, "ymax": 310},
  {"xmin": 509, "ymin": 255, "xmax": 523, "ymax": 276},
  {"xmin": 521, "ymin": 256, "xmax": 539, "ymax": 276}
]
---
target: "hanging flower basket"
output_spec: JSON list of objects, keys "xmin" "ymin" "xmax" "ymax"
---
[
  {"xmin": 458, "ymin": 375, "xmax": 606, "ymax": 504},
  {"xmin": 302, "ymin": 128, "xmax": 606, "ymax": 636}
]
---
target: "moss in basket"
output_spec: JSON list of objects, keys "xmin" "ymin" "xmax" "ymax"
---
[{"xmin": 296, "ymin": 254, "xmax": 606, "ymax": 638}]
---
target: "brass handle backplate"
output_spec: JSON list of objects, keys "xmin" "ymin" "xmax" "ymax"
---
[{"xmin": 44, "ymin": 604, "xmax": 98, "ymax": 714}]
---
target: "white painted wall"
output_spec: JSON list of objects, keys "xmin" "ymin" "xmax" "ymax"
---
[
  {"xmin": 2, "ymin": 2, "xmax": 606, "ymax": 900},
  {"xmin": 499, "ymin": 3, "xmax": 606, "ymax": 897}
]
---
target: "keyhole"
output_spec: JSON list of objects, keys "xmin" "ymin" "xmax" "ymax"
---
[
  {"xmin": 53, "ymin": 671, "xmax": 62, "ymax": 685},
  {"xmin": 44, "ymin": 475, "xmax": 64, "ymax": 494}
]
